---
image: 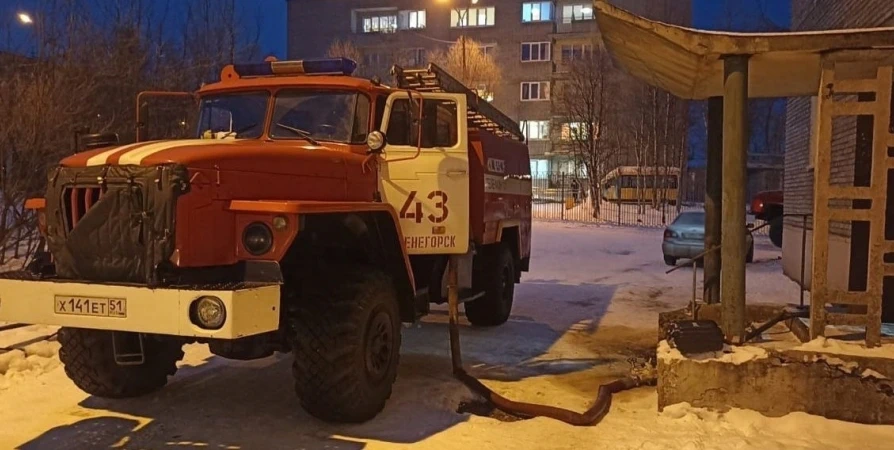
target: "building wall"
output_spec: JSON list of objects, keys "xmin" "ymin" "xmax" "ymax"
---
[
  {"xmin": 285, "ymin": 0, "xmax": 690, "ymax": 174},
  {"xmin": 782, "ymin": 0, "xmax": 894, "ymax": 287}
]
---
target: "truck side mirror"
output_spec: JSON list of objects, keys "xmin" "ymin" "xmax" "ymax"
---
[{"xmin": 367, "ymin": 130, "xmax": 387, "ymax": 153}]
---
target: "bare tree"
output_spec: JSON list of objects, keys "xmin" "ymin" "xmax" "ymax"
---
[
  {"xmin": 428, "ymin": 37, "xmax": 500, "ymax": 98},
  {"xmin": 553, "ymin": 45, "xmax": 617, "ymax": 219},
  {"xmin": 0, "ymin": 0, "xmax": 262, "ymax": 265},
  {"xmin": 327, "ymin": 39, "xmax": 363, "ymax": 71}
]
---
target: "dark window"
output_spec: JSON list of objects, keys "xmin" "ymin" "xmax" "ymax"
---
[
  {"xmin": 386, "ymin": 98, "xmax": 458, "ymax": 148},
  {"xmin": 673, "ymin": 212, "xmax": 705, "ymax": 226},
  {"xmin": 270, "ymin": 90, "xmax": 369, "ymax": 144},
  {"xmin": 197, "ymin": 92, "xmax": 269, "ymax": 139}
]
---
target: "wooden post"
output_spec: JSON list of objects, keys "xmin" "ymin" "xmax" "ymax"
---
[
  {"xmin": 704, "ymin": 96, "xmax": 723, "ymax": 305},
  {"xmin": 720, "ymin": 55, "xmax": 750, "ymax": 343}
]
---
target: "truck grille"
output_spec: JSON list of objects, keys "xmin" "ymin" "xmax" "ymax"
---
[{"xmin": 62, "ymin": 187, "xmax": 103, "ymax": 231}]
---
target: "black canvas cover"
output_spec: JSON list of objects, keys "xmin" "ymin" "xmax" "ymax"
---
[
  {"xmin": 44, "ymin": 164, "xmax": 190, "ymax": 285},
  {"xmin": 665, "ymin": 320, "xmax": 725, "ymax": 355}
]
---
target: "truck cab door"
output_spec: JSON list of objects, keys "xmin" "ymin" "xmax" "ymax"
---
[{"xmin": 377, "ymin": 92, "xmax": 469, "ymax": 255}]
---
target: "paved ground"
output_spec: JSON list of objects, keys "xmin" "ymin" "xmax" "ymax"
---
[{"xmin": 2, "ymin": 222, "xmax": 892, "ymax": 450}]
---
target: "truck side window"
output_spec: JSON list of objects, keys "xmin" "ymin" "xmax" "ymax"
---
[{"xmin": 386, "ymin": 98, "xmax": 458, "ymax": 148}]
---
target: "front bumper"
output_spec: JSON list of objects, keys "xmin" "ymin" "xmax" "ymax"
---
[{"xmin": 0, "ymin": 272, "xmax": 280, "ymax": 339}]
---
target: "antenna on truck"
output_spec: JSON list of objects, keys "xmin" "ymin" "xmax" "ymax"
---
[{"xmin": 391, "ymin": 63, "xmax": 525, "ymax": 142}]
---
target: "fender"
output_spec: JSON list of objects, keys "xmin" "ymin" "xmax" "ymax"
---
[{"xmin": 228, "ymin": 200, "xmax": 417, "ymax": 320}]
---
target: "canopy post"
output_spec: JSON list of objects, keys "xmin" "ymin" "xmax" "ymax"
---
[{"xmin": 720, "ymin": 55, "xmax": 750, "ymax": 343}]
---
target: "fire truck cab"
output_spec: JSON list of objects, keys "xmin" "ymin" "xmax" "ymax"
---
[{"xmin": 0, "ymin": 58, "xmax": 532, "ymax": 423}]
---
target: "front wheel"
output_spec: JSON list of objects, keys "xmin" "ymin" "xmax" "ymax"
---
[
  {"xmin": 58, "ymin": 328, "xmax": 183, "ymax": 398},
  {"xmin": 290, "ymin": 269, "xmax": 401, "ymax": 423},
  {"xmin": 465, "ymin": 245, "xmax": 516, "ymax": 327}
]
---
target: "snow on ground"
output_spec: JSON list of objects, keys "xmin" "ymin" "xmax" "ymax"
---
[{"xmin": 0, "ymin": 222, "xmax": 892, "ymax": 449}]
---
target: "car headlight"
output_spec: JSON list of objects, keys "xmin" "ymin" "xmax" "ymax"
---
[
  {"xmin": 190, "ymin": 296, "xmax": 226, "ymax": 330},
  {"xmin": 243, "ymin": 222, "xmax": 274, "ymax": 256}
]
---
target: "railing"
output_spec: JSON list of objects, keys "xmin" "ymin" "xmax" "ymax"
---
[
  {"xmin": 531, "ymin": 172, "xmax": 769, "ymax": 234},
  {"xmin": 663, "ymin": 213, "xmax": 812, "ymax": 328}
]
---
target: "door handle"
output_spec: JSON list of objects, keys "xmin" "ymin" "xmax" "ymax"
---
[{"xmin": 446, "ymin": 170, "xmax": 467, "ymax": 177}]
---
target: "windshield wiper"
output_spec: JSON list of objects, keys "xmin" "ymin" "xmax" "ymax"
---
[
  {"xmin": 219, "ymin": 123, "xmax": 257, "ymax": 139},
  {"xmin": 275, "ymin": 123, "xmax": 320, "ymax": 145}
]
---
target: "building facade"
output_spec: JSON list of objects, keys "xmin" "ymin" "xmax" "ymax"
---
[
  {"xmin": 783, "ymin": 0, "xmax": 894, "ymax": 320},
  {"xmin": 286, "ymin": 0, "xmax": 689, "ymax": 178}
]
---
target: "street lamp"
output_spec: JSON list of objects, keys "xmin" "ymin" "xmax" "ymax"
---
[
  {"xmin": 17, "ymin": 12, "xmax": 34, "ymax": 25},
  {"xmin": 440, "ymin": 0, "xmax": 478, "ymax": 82}
]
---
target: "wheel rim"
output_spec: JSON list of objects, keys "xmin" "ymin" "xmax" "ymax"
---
[{"xmin": 364, "ymin": 310, "xmax": 393, "ymax": 383}]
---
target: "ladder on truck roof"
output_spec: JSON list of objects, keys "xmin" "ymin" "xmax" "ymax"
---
[{"xmin": 391, "ymin": 63, "xmax": 525, "ymax": 142}]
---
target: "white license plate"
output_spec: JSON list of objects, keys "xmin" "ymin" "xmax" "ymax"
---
[{"xmin": 54, "ymin": 296, "xmax": 127, "ymax": 318}]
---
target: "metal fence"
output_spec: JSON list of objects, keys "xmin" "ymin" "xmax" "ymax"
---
[{"xmin": 531, "ymin": 172, "xmax": 769, "ymax": 234}]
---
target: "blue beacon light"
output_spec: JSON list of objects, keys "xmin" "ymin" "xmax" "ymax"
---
[{"xmin": 232, "ymin": 58, "xmax": 357, "ymax": 77}]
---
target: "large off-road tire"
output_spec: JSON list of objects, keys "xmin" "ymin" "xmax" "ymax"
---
[
  {"xmin": 465, "ymin": 245, "xmax": 515, "ymax": 327},
  {"xmin": 769, "ymin": 215, "xmax": 783, "ymax": 248},
  {"xmin": 290, "ymin": 269, "xmax": 401, "ymax": 423},
  {"xmin": 58, "ymin": 328, "xmax": 184, "ymax": 398}
]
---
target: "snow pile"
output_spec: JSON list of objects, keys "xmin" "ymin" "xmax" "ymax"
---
[
  {"xmin": 794, "ymin": 337, "xmax": 894, "ymax": 359},
  {"xmin": 658, "ymin": 340, "xmax": 769, "ymax": 365},
  {"xmin": 0, "ymin": 341, "xmax": 61, "ymax": 391}
]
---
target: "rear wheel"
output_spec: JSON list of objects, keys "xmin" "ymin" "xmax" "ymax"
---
[
  {"xmin": 290, "ymin": 268, "xmax": 401, "ymax": 423},
  {"xmin": 58, "ymin": 328, "xmax": 183, "ymax": 398},
  {"xmin": 664, "ymin": 255, "xmax": 677, "ymax": 266},
  {"xmin": 465, "ymin": 246, "xmax": 515, "ymax": 327}
]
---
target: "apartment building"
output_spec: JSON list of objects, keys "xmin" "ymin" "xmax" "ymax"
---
[
  {"xmin": 782, "ymin": 0, "xmax": 894, "ymax": 320},
  {"xmin": 286, "ymin": 0, "xmax": 690, "ymax": 176}
]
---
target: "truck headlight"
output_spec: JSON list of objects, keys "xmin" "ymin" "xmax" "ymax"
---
[
  {"xmin": 190, "ymin": 296, "xmax": 226, "ymax": 330},
  {"xmin": 243, "ymin": 222, "xmax": 274, "ymax": 256}
]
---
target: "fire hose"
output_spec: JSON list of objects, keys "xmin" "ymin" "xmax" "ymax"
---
[{"xmin": 445, "ymin": 256, "xmax": 656, "ymax": 426}]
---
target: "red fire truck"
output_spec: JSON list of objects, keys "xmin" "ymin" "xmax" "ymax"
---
[{"xmin": 0, "ymin": 58, "xmax": 532, "ymax": 423}]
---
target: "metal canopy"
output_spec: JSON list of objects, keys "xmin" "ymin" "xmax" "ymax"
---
[{"xmin": 594, "ymin": 1, "xmax": 894, "ymax": 99}]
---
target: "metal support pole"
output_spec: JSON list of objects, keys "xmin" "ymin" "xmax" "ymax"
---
[
  {"xmin": 720, "ymin": 55, "xmax": 750, "ymax": 343},
  {"xmin": 447, "ymin": 255, "xmax": 463, "ymax": 372},
  {"xmin": 561, "ymin": 172, "xmax": 566, "ymax": 221},
  {"xmin": 704, "ymin": 97, "xmax": 723, "ymax": 305},
  {"xmin": 800, "ymin": 214, "xmax": 808, "ymax": 308}
]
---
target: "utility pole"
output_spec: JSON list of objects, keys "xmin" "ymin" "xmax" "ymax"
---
[{"xmin": 449, "ymin": 0, "xmax": 478, "ymax": 83}]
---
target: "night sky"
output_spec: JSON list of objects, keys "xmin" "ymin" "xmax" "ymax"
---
[{"xmin": 1, "ymin": 0, "xmax": 288, "ymax": 58}]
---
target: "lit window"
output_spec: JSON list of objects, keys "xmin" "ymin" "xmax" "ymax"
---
[
  {"xmin": 399, "ymin": 10, "xmax": 426, "ymax": 29},
  {"xmin": 522, "ymin": 2, "xmax": 553, "ymax": 22},
  {"xmin": 521, "ymin": 42, "xmax": 551, "ymax": 62},
  {"xmin": 363, "ymin": 15, "xmax": 397, "ymax": 33},
  {"xmin": 561, "ymin": 122, "xmax": 594, "ymax": 140},
  {"xmin": 560, "ymin": 44, "xmax": 593, "ymax": 62},
  {"xmin": 521, "ymin": 81, "xmax": 550, "ymax": 101},
  {"xmin": 451, "ymin": 7, "xmax": 496, "ymax": 27},
  {"xmin": 562, "ymin": 4, "xmax": 594, "ymax": 23},
  {"xmin": 475, "ymin": 84, "xmax": 494, "ymax": 102},
  {"xmin": 520, "ymin": 120, "xmax": 550, "ymax": 140}
]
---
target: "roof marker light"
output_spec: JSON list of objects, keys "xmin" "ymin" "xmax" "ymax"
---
[{"xmin": 232, "ymin": 58, "xmax": 357, "ymax": 77}]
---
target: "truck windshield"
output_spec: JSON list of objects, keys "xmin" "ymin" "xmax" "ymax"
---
[
  {"xmin": 197, "ymin": 92, "xmax": 269, "ymax": 139},
  {"xmin": 270, "ymin": 90, "xmax": 370, "ymax": 144}
]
